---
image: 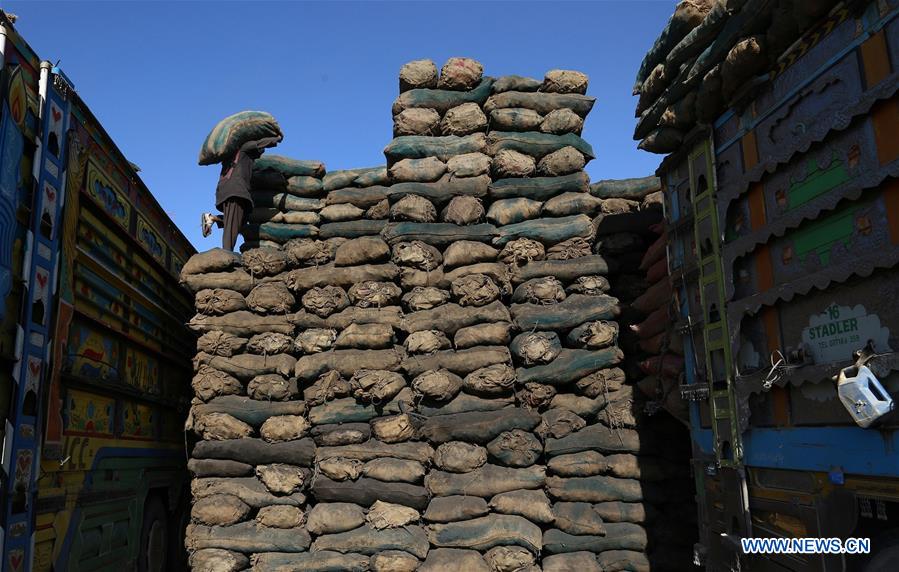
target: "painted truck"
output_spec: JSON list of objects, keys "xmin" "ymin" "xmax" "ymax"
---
[
  {"xmin": 0, "ymin": 13, "xmax": 195, "ymax": 572},
  {"xmin": 654, "ymin": 1, "xmax": 899, "ymax": 571}
]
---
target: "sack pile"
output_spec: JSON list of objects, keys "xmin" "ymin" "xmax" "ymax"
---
[
  {"xmin": 590, "ymin": 176, "xmax": 698, "ymax": 569},
  {"xmin": 182, "ymin": 58, "xmax": 696, "ymax": 572},
  {"xmin": 632, "ymin": 0, "xmax": 842, "ymax": 153}
]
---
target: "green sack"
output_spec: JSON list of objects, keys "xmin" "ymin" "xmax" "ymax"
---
[
  {"xmin": 253, "ymin": 154, "xmax": 325, "ymax": 178},
  {"xmin": 198, "ymin": 111, "xmax": 282, "ymax": 166}
]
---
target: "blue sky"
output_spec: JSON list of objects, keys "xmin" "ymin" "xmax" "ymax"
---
[{"xmin": 5, "ymin": 1, "xmax": 673, "ymax": 249}]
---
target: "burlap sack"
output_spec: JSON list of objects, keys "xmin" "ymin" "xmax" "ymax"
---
[
  {"xmin": 489, "ymin": 489, "xmax": 554, "ymax": 523},
  {"xmin": 394, "ymin": 108, "xmax": 441, "ymax": 136},
  {"xmin": 463, "ymin": 364, "xmax": 516, "ymax": 395},
  {"xmin": 392, "ymin": 241, "xmax": 443, "ymax": 271},
  {"xmin": 405, "ymin": 330, "xmax": 451, "ymax": 354},
  {"xmin": 433, "ymin": 441, "xmax": 488, "ymax": 473},
  {"xmin": 247, "ymin": 374, "xmax": 294, "ymax": 401},
  {"xmin": 540, "ymin": 108, "xmax": 584, "ymax": 135},
  {"xmin": 492, "ymin": 75, "xmax": 541, "ymax": 93},
  {"xmin": 567, "ymin": 320, "xmax": 619, "ymax": 349},
  {"xmin": 546, "ymin": 237, "xmax": 592, "ymax": 260},
  {"xmin": 487, "ymin": 429, "xmax": 542, "ymax": 467},
  {"xmin": 284, "ymin": 238, "xmax": 332, "ymax": 266},
  {"xmin": 189, "ymin": 549, "xmax": 247, "ymax": 572},
  {"xmin": 192, "ymin": 366, "xmax": 242, "ymax": 402},
  {"xmin": 492, "ymin": 149, "xmax": 536, "ymax": 178},
  {"xmin": 196, "ymin": 331, "xmax": 247, "ymax": 357},
  {"xmin": 454, "ymin": 322, "xmax": 513, "ymax": 349},
  {"xmin": 446, "ymin": 152, "xmax": 492, "ymax": 178},
  {"xmin": 255, "ymin": 463, "xmax": 307, "ymax": 495},
  {"xmin": 541, "ymin": 69, "xmax": 589, "ymax": 94},
  {"xmin": 441, "ymin": 102, "xmax": 488, "ymax": 136},
  {"xmin": 256, "ymin": 505, "xmax": 305, "ymax": 529},
  {"xmin": 485, "ymin": 546, "xmax": 536, "ymax": 572},
  {"xmin": 402, "ymin": 287, "xmax": 451, "ymax": 311},
  {"xmin": 450, "ymin": 273, "xmax": 500, "ymax": 307},
  {"xmin": 490, "ymin": 108, "xmax": 544, "ymax": 132},
  {"xmin": 295, "ymin": 328, "xmax": 337, "ymax": 354},
  {"xmin": 540, "ymin": 408, "xmax": 587, "ymax": 439},
  {"xmin": 355, "ymin": 167, "xmax": 390, "ymax": 188},
  {"xmin": 575, "ymin": 367, "xmax": 626, "ymax": 398},
  {"xmin": 511, "ymin": 331, "xmax": 562, "ymax": 365},
  {"xmin": 442, "ymin": 241, "xmax": 498, "ymax": 268},
  {"xmin": 438, "ymin": 57, "xmax": 484, "ymax": 90},
  {"xmin": 334, "ymin": 236, "xmax": 391, "ymax": 267},
  {"xmin": 371, "ymin": 413, "xmax": 415, "ymax": 443},
  {"xmin": 567, "ymin": 275, "xmax": 610, "ymax": 296},
  {"xmin": 391, "ymin": 194, "xmax": 437, "ymax": 223},
  {"xmin": 246, "ymin": 282, "xmax": 295, "ymax": 314},
  {"xmin": 198, "ymin": 111, "xmax": 281, "ymax": 166},
  {"xmin": 412, "ymin": 369, "xmax": 463, "ymax": 402},
  {"xmin": 260, "ymin": 415, "xmax": 310, "ymax": 443},
  {"xmin": 319, "ymin": 457, "xmax": 364, "ymax": 481},
  {"xmin": 194, "ymin": 412, "xmax": 253, "ymax": 441},
  {"xmin": 367, "ymin": 199, "xmax": 391, "ymax": 220},
  {"xmin": 486, "ymin": 198, "xmax": 543, "ymax": 227},
  {"xmin": 537, "ymin": 146, "xmax": 585, "ymax": 177},
  {"xmin": 348, "ymin": 281, "xmax": 403, "ymax": 308},
  {"xmin": 390, "ymin": 157, "xmax": 447, "ymax": 183},
  {"xmin": 334, "ymin": 322, "xmax": 395, "ymax": 349},
  {"xmin": 721, "ymin": 35, "xmax": 767, "ymax": 99},
  {"xmin": 195, "ymin": 289, "xmax": 246, "ymax": 316},
  {"xmin": 320, "ymin": 203, "xmax": 366, "ymax": 222},
  {"xmin": 371, "ymin": 551, "xmax": 420, "ymax": 572},
  {"xmin": 399, "ymin": 59, "xmax": 439, "ymax": 91},
  {"xmin": 191, "ymin": 494, "xmax": 250, "ymax": 526},
  {"xmin": 512, "ymin": 277, "xmax": 567, "ymax": 305},
  {"xmin": 351, "ymin": 370, "xmax": 406, "ymax": 403},
  {"xmin": 301, "ymin": 285, "xmax": 350, "ymax": 318},
  {"xmin": 367, "ymin": 500, "xmax": 420, "ymax": 530},
  {"xmin": 442, "ymin": 196, "xmax": 484, "ymax": 226},
  {"xmin": 499, "ymin": 238, "xmax": 545, "ymax": 265},
  {"xmin": 306, "ymin": 503, "xmax": 366, "ymax": 535},
  {"xmin": 246, "ymin": 332, "xmax": 294, "ymax": 355},
  {"xmin": 242, "ymin": 247, "xmax": 288, "ymax": 277},
  {"xmin": 519, "ymin": 382, "xmax": 557, "ymax": 409},
  {"xmin": 363, "ymin": 458, "xmax": 426, "ymax": 484}
]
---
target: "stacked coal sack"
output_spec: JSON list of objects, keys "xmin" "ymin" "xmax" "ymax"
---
[
  {"xmin": 628, "ymin": 222, "xmax": 689, "ymax": 429},
  {"xmin": 179, "ymin": 57, "xmax": 688, "ymax": 572},
  {"xmin": 588, "ymin": 177, "xmax": 698, "ymax": 571},
  {"xmin": 632, "ymin": 0, "xmax": 841, "ymax": 152},
  {"xmin": 238, "ymin": 155, "xmax": 329, "ymax": 248},
  {"xmin": 242, "ymin": 154, "xmax": 396, "ymax": 250},
  {"xmin": 386, "ymin": 58, "xmax": 653, "ymax": 571}
]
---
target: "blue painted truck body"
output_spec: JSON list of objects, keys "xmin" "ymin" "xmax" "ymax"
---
[{"xmin": 660, "ymin": 2, "xmax": 899, "ymax": 570}]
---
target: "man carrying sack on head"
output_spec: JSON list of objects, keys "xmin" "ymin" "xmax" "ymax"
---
[
  {"xmin": 202, "ymin": 136, "xmax": 281, "ymax": 250},
  {"xmin": 198, "ymin": 110, "xmax": 283, "ymax": 251}
]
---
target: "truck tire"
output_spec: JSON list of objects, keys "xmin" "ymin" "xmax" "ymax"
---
[
  {"xmin": 864, "ymin": 531, "xmax": 899, "ymax": 572},
  {"xmin": 138, "ymin": 496, "xmax": 169, "ymax": 572},
  {"xmin": 168, "ymin": 495, "xmax": 190, "ymax": 572}
]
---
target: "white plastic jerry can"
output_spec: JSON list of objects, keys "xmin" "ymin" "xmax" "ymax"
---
[{"xmin": 837, "ymin": 365, "xmax": 895, "ymax": 428}]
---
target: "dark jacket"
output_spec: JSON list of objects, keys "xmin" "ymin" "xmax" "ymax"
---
[{"xmin": 215, "ymin": 136, "xmax": 281, "ymax": 209}]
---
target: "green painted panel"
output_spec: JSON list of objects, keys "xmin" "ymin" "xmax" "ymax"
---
[
  {"xmin": 787, "ymin": 155, "xmax": 850, "ymax": 210},
  {"xmin": 791, "ymin": 206, "xmax": 856, "ymax": 266}
]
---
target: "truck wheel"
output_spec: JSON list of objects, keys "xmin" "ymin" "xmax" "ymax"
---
[
  {"xmin": 138, "ymin": 496, "xmax": 169, "ymax": 572},
  {"xmin": 864, "ymin": 531, "xmax": 899, "ymax": 572}
]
